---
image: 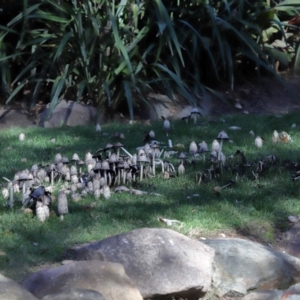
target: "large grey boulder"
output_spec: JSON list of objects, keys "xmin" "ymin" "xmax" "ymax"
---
[
  {"xmin": 203, "ymin": 238, "xmax": 300, "ymax": 298},
  {"xmin": 146, "ymin": 93, "xmax": 211, "ymax": 121},
  {"xmin": 22, "ymin": 261, "xmax": 142, "ymax": 300},
  {"xmin": 65, "ymin": 227, "xmax": 215, "ymax": 299},
  {"xmin": 41, "ymin": 288, "xmax": 106, "ymax": 300},
  {"xmin": 242, "ymin": 290, "xmax": 283, "ymax": 300},
  {"xmin": 0, "ymin": 273, "xmax": 38, "ymax": 300},
  {"xmin": 39, "ymin": 100, "xmax": 97, "ymax": 128},
  {"xmin": 0, "ymin": 109, "xmax": 34, "ymax": 129},
  {"xmin": 280, "ymin": 223, "xmax": 300, "ymax": 259}
]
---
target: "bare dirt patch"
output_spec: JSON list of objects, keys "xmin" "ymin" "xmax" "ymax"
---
[{"xmin": 209, "ymin": 75, "xmax": 300, "ymax": 116}]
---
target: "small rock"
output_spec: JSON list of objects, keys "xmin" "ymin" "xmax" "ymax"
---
[{"xmin": 288, "ymin": 216, "xmax": 299, "ymax": 223}]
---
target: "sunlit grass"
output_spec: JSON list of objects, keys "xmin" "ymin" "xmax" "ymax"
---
[{"xmin": 0, "ymin": 112, "xmax": 300, "ymax": 281}]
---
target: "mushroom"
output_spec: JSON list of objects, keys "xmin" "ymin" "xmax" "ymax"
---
[
  {"xmin": 178, "ymin": 161, "xmax": 185, "ymax": 175},
  {"xmin": 102, "ymin": 185, "xmax": 111, "ymax": 199},
  {"xmin": 95, "ymin": 123, "xmax": 101, "ymax": 134},
  {"xmin": 190, "ymin": 107, "xmax": 202, "ymax": 124},
  {"xmin": 137, "ymin": 152, "xmax": 149, "ymax": 181},
  {"xmin": 54, "ymin": 153, "xmax": 62, "ymax": 165},
  {"xmin": 150, "ymin": 142, "xmax": 160, "ymax": 176},
  {"xmin": 216, "ymin": 131, "xmax": 230, "ymax": 161},
  {"xmin": 108, "ymin": 153, "xmax": 118, "ymax": 173},
  {"xmin": 211, "ymin": 139, "xmax": 220, "ymax": 152},
  {"xmin": 77, "ymin": 160, "xmax": 85, "ymax": 174},
  {"xmin": 36, "ymin": 201, "xmax": 50, "ymax": 222},
  {"xmin": 272, "ymin": 130, "xmax": 279, "ymax": 143},
  {"xmin": 178, "ymin": 152, "xmax": 187, "ymax": 164},
  {"xmin": 189, "ymin": 141, "xmax": 198, "ymax": 156},
  {"xmin": 255, "ymin": 136, "xmax": 263, "ymax": 148},
  {"xmin": 104, "ymin": 143, "xmax": 114, "ymax": 158},
  {"xmin": 17, "ymin": 172, "xmax": 34, "ymax": 204},
  {"xmin": 85, "ymin": 151, "xmax": 93, "ymax": 164},
  {"xmin": 57, "ymin": 191, "xmax": 68, "ymax": 221},
  {"xmin": 71, "ymin": 153, "xmax": 80, "ymax": 165},
  {"xmin": 198, "ymin": 141, "xmax": 209, "ymax": 162},
  {"xmin": 162, "ymin": 116, "xmax": 171, "ymax": 136},
  {"xmin": 113, "ymin": 142, "xmax": 124, "ymax": 159},
  {"xmin": 93, "ymin": 161, "xmax": 102, "ymax": 179}
]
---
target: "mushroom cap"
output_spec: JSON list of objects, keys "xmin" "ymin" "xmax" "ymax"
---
[
  {"xmin": 61, "ymin": 157, "xmax": 69, "ymax": 164},
  {"xmin": 138, "ymin": 148, "xmax": 146, "ymax": 156},
  {"xmin": 93, "ymin": 161, "xmax": 102, "ymax": 171},
  {"xmin": 108, "ymin": 153, "xmax": 118, "ymax": 163},
  {"xmin": 101, "ymin": 160, "xmax": 110, "ymax": 170},
  {"xmin": 178, "ymin": 152, "xmax": 187, "ymax": 160},
  {"xmin": 163, "ymin": 119, "xmax": 171, "ymax": 131},
  {"xmin": 149, "ymin": 130, "xmax": 155, "ymax": 139},
  {"xmin": 217, "ymin": 130, "xmax": 230, "ymax": 140},
  {"xmin": 137, "ymin": 153, "xmax": 149, "ymax": 163},
  {"xmin": 104, "ymin": 143, "xmax": 114, "ymax": 151},
  {"xmin": 31, "ymin": 164, "xmax": 39, "ymax": 173},
  {"xmin": 113, "ymin": 142, "xmax": 124, "ymax": 149},
  {"xmin": 72, "ymin": 153, "xmax": 80, "ymax": 161},
  {"xmin": 18, "ymin": 171, "xmax": 33, "ymax": 181},
  {"xmin": 70, "ymin": 165, "xmax": 78, "ymax": 175},
  {"xmin": 189, "ymin": 141, "xmax": 198, "ymax": 155},
  {"xmin": 198, "ymin": 141, "xmax": 209, "ymax": 153},
  {"xmin": 54, "ymin": 153, "xmax": 62, "ymax": 164},
  {"xmin": 191, "ymin": 107, "xmax": 202, "ymax": 115},
  {"xmin": 77, "ymin": 160, "xmax": 85, "ymax": 166},
  {"xmin": 92, "ymin": 153, "xmax": 102, "ymax": 160},
  {"xmin": 212, "ymin": 139, "xmax": 220, "ymax": 152},
  {"xmin": 150, "ymin": 142, "xmax": 160, "ymax": 149},
  {"xmin": 85, "ymin": 151, "xmax": 93, "ymax": 161},
  {"xmin": 95, "ymin": 123, "xmax": 101, "ymax": 132}
]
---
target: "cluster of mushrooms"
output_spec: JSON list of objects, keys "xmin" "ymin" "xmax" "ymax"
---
[{"xmin": 1, "ymin": 112, "xmax": 294, "ymax": 222}]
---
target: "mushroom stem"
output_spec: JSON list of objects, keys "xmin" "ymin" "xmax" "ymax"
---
[
  {"xmin": 9, "ymin": 186, "xmax": 14, "ymax": 209},
  {"xmin": 51, "ymin": 170, "xmax": 54, "ymax": 186},
  {"xmin": 121, "ymin": 147, "xmax": 132, "ymax": 158},
  {"xmin": 22, "ymin": 183, "xmax": 26, "ymax": 203},
  {"xmin": 104, "ymin": 171, "xmax": 107, "ymax": 185},
  {"xmin": 192, "ymin": 114, "xmax": 197, "ymax": 124},
  {"xmin": 202, "ymin": 153, "xmax": 206, "ymax": 163},
  {"xmin": 122, "ymin": 169, "xmax": 126, "ymax": 184},
  {"xmin": 140, "ymin": 164, "xmax": 144, "ymax": 181},
  {"xmin": 218, "ymin": 140, "xmax": 223, "ymax": 161},
  {"xmin": 152, "ymin": 154, "xmax": 156, "ymax": 176}
]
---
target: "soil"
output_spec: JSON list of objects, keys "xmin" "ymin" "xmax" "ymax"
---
[{"xmin": 206, "ymin": 75, "xmax": 300, "ymax": 117}]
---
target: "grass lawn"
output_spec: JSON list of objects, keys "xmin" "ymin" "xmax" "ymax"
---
[{"xmin": 1, "ymin": 112, "xmax": 300, "ymax": 282}]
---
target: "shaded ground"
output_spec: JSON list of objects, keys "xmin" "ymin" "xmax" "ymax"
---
[{"xmin": 208, "ymin": 75, "xmax": 300, "ymax": 117}]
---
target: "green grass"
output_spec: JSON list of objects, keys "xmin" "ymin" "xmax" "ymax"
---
[{"xmin": 1, "ymin": 112, "xmax": 300, "ymax": 282}]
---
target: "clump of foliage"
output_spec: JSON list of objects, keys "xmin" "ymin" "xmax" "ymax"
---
[{"xmin": 0, "ymin": 0, "xmax": 300, "ymax": 118}]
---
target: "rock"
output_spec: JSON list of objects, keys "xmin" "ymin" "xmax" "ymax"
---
[
  {"xmin": 65, "ymin": 227, "xmax": 215, "ymax": 299},
  {"xmin": 0, "ymin": 109, "xmax": 34, "ymax": 129},
  {"xmin": 242, "ymin": 289, "xmax": 283, "ymax": 300},
  {"xmin": 22, "ymin": 261, "xmax": 142, "ymax": 300},
  {"xmin": 282, "ymin": 283, "xmax": 300, "ymax": 299},
  {"xmin": 146, "ymin": 93, "xmax": 211, "ymax": 121},
  {"xmin": 0, "ymin": 273, "xmax": 38, "ymax": 300},
  {"xmin": 41, "ymin": 288, "xmax": 106, "ymax": 300},
  {"xmin": 202, "ymin": 238, "xmax": 300, "ymax": 298},
  {"xmin": 39, "ymin": 100, "xmax": 96, "ymax": 128},
  {"xmin": 280, "ymin": 223, "xmax": 300, "ymax": 259}
]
